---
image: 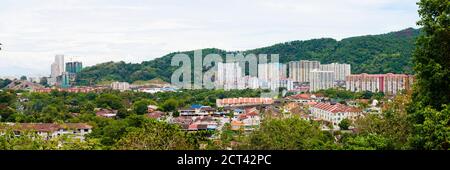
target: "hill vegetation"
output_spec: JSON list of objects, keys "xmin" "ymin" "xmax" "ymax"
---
[{"xmin": 76, "ymin": 28, "xmax": 420, "ymax": 85}]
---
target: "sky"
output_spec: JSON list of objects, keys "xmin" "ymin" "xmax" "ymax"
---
[{"xmin": 0, "ymin": 0, "xmax": 420, "ymax": 78}]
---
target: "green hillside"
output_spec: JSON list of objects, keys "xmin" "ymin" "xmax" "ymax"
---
[{"xmin": 76, "ymin": 28, "xmax": 420, "ymax": 85}]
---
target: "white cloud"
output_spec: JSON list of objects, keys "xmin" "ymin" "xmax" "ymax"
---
[{"xmin": 0, "ymin": 0, "xmax": 420, "ymax": 77}]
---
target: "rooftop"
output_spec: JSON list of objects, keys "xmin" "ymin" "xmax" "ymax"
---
[{"xmin": 312, "ymin": 102, "xmax": 361, "ymax": 113}]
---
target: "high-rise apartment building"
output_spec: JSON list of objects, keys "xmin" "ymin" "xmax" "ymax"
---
[
  {"xmin": 310, "ymin": 69, "xmax": 335, "ymax": 92},
  {"xmin": 288, "ymin": 60, "xmax": 320, "ymax": 83},
  {"xmin": 216, "ymin": 62, "xmax": 242, "ymax": 90},
  {"xmin": 66, "ymin": 61, "xmax": 83, "ymax": 73},
  {"xmin": 257, "ymin": 63, "xmax": 285, "ymax": 81},
  {"xmin": 51, "ymin": 56, "xmax": 64, "ymax": 78},
  {"xmin": 320, "ymin": 63, "xmax": 351, "ymax": 81},
  {"xmin": 346, "ymin": 73, "xmax": 414, "ymax": 95},
  {"xmin": 49, "ymin": 55, "xmax": 65, "ymax": 86}
]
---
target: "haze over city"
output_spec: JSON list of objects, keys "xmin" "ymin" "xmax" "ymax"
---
[{"xmin": 0, "ymin": 0, "xmax": 419, "ymax": 77}]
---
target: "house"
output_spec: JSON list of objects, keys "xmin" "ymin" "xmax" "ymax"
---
[
  {"xmin": 285, "ymin": 93, "xmax": 321, "ymax": 103},
  {"xmin": 0, "ymin": 123, "xmax": 92, "ymax": 141},
  {"xmin": 192, "ymin": 116, "xmax": 218, "ymax": 131},
  {"xmin": 171, "ymin": 116, "xmax": 194, "ymax": 130},
  {"xmin": 238, "ymin": 107, "xmax": 261, "ymax": 131},
  {"xmin": 230, "ymin": 120, "xmax": 244, "ymax": 131},
  {"xmin": 178, "ymin": 105, "xmax": 216, "ymax": 116},
  {"xmin": 34, "ymin": 87, "xmax": 106, "ymax": 93},
  {"xmin": 188, "ymin": 124, "xmax": 198, "ymax": 131},
  {"xmin": 5, "ymin": 80, "xmax": 44, "ymax": 91},
  {"xmin": 95, "ymin": 108, "xmax": 118, "ymax": 118},
  {"xmin": 138, "ymin": 87, "xmax": 176, "ymax": 94},
  {"xmin": 309, "ymin": 102, "xmax": 363, "ymax": 129},
  {"xmin": 145, "ymin": 111, "xmax": 165, "ymax": 120},
  {"xmin": 147, "ymin": 105, "xmax": 158, "ymax": 113}
]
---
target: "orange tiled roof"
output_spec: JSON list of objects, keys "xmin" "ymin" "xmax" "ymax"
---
[{"xmin": 312, "ymin": 103, "xmax": 361, "ymax": 114}]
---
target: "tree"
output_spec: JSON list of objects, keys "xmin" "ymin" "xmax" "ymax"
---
[
  {"xmin": 341, "ymin": 133, "xmax": 390, "ymax": 150},
  {"xmin": 351, "ymin": 91, "xmax": 413, "ymax": 150},
  {"xmin": 114, "ymin": 119, "xmax": 195, "ymax": 150},
  {"xmin": 412, "ymin": 0, "xmax": 450, "ymax": 111},
  {"xmin": 409, "ymin": 0, "xmax": 450, "ymax": 150},
  {"xmin": 239, "ymin": 117, "xmax": 336, "ymax": 150},
  {"xmin": 0, "ymin": 79, "xmax": 12, "ymax": 88},
  {"xmin": 95, "ymin": 94, "xmax": 123, "ymax": 110},
  {"xmin": 132, "ymin": 99, "xmax": 152, "ymax": 115},
  {"xmin": 160, "ymin": 98, "xmax": 178, "ymax": 112},
  {"xmin": 409, "ymin": 105, "xmax": 450, "ymax": 149},
  {"xmin": 339, "ymin": 118, "xmax": 351, "ymax": 130},
  {"xmin": 39, "ymin": 77, "xmax": 48, "ymax": 87},
  {"xmin": 20, "ymin": 76, "xmax": 27, "ymax": 81}
]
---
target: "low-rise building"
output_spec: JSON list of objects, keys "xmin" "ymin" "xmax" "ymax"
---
[
  {"xmin": 178, "ymin": 105, "xmax": 215, "ymax": 116},
  {"xmin": 285, "ymin": 93, "xmax": 321, "ymax": 104},
  {"xmin": 216, "ymin": 97, "xmax": 274, "ymax": 107},
  {"xmin": 230, "ymin": 120, "xmax": 244, "ymax": 131},
  {"xmin": 0, "ymin": 123, "xmax": 92, "ymax": 141},
  {"xmin": 238, "ymin": 107, "xmax": 261, "ymax": 131},
  {"xmin": 145, "ymin": 111, "xmax": 165, "ymax": 121},
  {"xmin": 111, "ymin": 81, "xmax": 130, "ymax": 91},
  {"xmin": 309, "ymin": 102, "xmax": 362, "ymax": 129},
  {"xmin": 95, "ymin": 108, "xmax": 118, "ymax": 118}
]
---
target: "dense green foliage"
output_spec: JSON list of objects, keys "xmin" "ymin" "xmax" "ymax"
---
[
  {"xmin": 0, "ymin": 79, "xmax": 12, "ymax": 89},
  {"xmin": 409, "ymin": 0, "xmax": 450, "ymax": 150},
  {"xmin": 316, "ymin": 88, "xmax": 384, "ymax": 100},
  {"xmin": 76, "ymin": 29, "xmax": 419, "ymax": 85},
  {"xmin": 238, "ymin": 117, "xmax": 337, "ymax": 150}
]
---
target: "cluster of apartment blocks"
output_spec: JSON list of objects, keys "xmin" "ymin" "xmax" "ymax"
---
[{"xmin": 216, "ymin": 59, "xmax": 413, "ymax": 95}]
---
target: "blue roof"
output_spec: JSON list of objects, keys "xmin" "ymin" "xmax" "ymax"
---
[{"xmin": 191, "ymin": 104, "xmax": 203, "ymax": 109}]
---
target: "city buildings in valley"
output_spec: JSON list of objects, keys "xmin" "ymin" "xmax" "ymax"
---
[
  {"xmin": 48, "ymin": 55, "xmax": 83, "ymax": 88},
  {"xmin": 345, "ymin": 73, "xmax": 414, "ymax": 95}
]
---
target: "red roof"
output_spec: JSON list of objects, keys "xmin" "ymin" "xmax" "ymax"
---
[
  {"xmin": 2, "ymin": 123, "xmax": 92, "ymax": 132},
  {"xmin": 217, "ymin": 97, "xmax": 273, "ymax": 106},
  {"xmin": 146, "ymin": 111, "xmax": 165, "ymax": 119},
  {"xmin": 289, "ymin": 93, "xmax": 311, "ymax": 100},
  {"xmin": 188, "ymin": 124, "xmax": 198, "ymax": 130},
  {"xmin": 312, "ymin": 103, "xmax": 361, "ymax": 114}
]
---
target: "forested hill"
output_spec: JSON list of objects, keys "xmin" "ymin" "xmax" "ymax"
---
[{"xmin": 76, "ymin": 28, "xmax": 420, "ymax": 85}]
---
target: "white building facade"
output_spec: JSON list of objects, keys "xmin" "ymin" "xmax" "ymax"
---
[{"xmin": 309, "ymin": 69, "xmax": 335, "ymax": 92}]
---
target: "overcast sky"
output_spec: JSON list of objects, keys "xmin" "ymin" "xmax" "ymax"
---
[{"xmin": 0, "ymin": 0, "xmax": 420, "ymax": 77}]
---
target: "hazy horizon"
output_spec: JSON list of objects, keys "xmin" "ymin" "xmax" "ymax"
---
[{"xmin": 0, "ymin": 0, "xmax": 420, "ymax": 78}]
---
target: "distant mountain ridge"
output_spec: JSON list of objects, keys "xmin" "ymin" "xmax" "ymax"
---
[{"xmin": 76, "ymin": 28, "xmax": 420, "ymax": 85}]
